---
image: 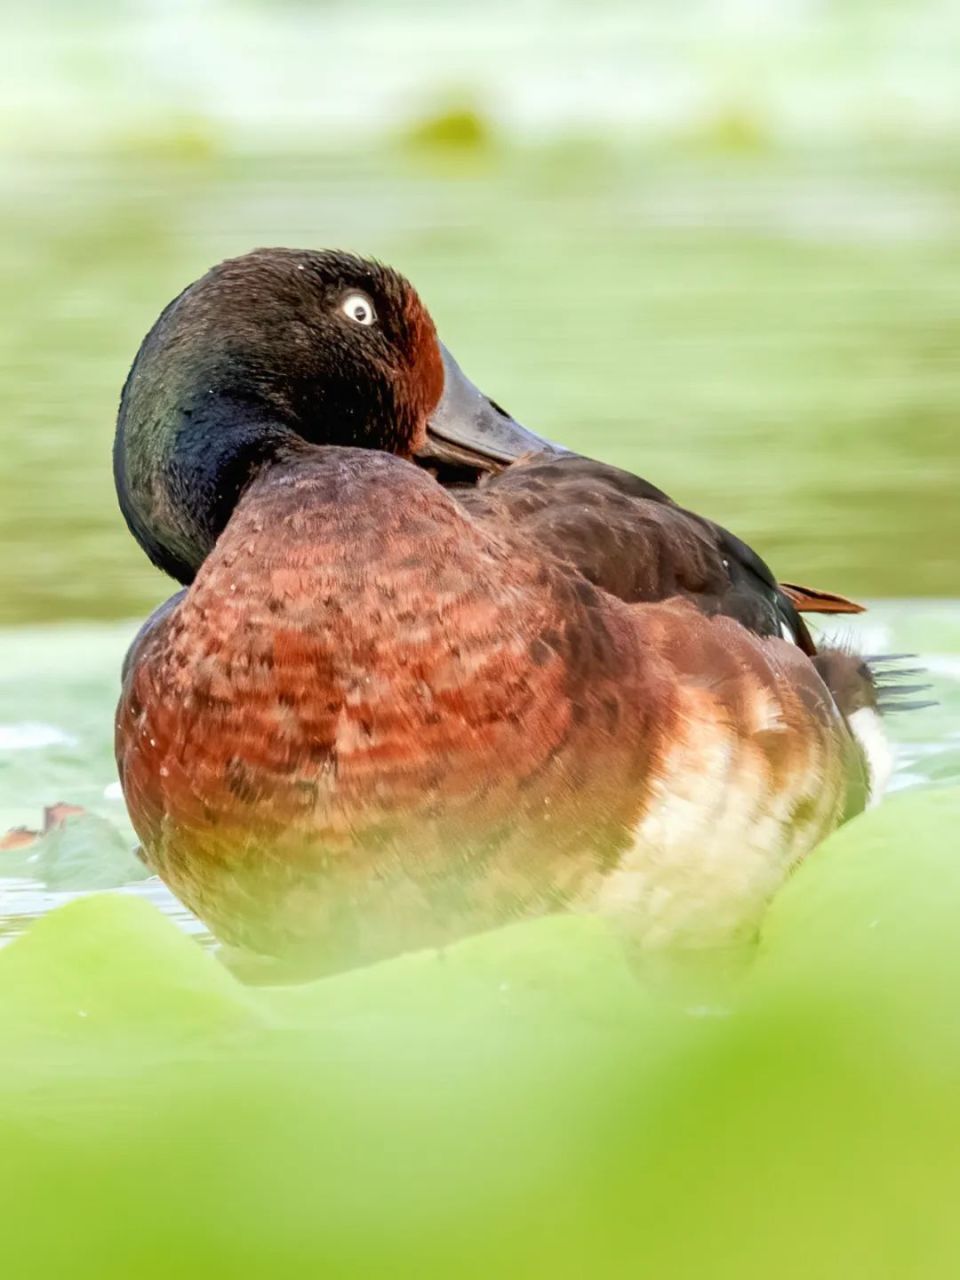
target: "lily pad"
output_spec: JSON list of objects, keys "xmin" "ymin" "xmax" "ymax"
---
[
  {"xmin": 0, "ymin": 809, "xmax": 148, "ymax": 890},
  {"xmin": 0, "ymin": 893, "xmax": 259, "ymax": 1044}
]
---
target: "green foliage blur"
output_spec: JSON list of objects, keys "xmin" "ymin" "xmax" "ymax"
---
[{"xmin": 0, "ymin": 787, "xmax": 958, "ymax": 1277}]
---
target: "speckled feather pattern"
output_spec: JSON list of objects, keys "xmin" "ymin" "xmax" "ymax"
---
[{"xmin": 118, "ymin": 448, "xmax": 862, "ymax": 967}]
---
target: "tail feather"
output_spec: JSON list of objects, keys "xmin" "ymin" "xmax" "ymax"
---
[
  {"xmin": 870, "ymin": 655, "xmax": 942, "ymax": 716},
  {"xmin": 813, "ymin": 649, "xmax": 936, "ymax": 717},
  {"xmin": 865, "ymin": 654, "xmax": 937, "ymax": 714},
  {"xmin": 811, "ymin": 649, "xmax": 877, "ymax": 718},
  {"xmin": 863, "ymin": 652, "xmax": 918, "ymax": 662},
  {"xmin": 812, "ymin": 648, "xmax": 936, "ymax": 808}
]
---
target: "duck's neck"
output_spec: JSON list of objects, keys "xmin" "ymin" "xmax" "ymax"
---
[{"xmin": 114, "ymin": 391, "xmax": 297, "ymax": 584}]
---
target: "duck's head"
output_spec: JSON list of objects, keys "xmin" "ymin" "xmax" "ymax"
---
[{"xmin": 115, "ymin": 247, "xmax": 550, "ymax": 583}]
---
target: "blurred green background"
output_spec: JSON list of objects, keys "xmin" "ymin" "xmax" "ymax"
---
[
  {"xmin": 1, "ymin": 0, "xmax": 959, "ymax": 623},
  {"xmin": 1, "ymin": 5, "xmax": 960, "ymax": 1274},
  {"xmin": 5, "ymin": 788, "xmax": 960, "ymax": 1279}
]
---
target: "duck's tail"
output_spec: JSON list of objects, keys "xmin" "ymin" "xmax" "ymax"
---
[{"xmin": 812, "ymin": 648, "xmax": 935, "ymax": 810}]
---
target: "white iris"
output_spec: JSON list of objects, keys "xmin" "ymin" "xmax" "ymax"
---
[{"xmin": 341, "ymin": 292, "xmax": 376, "ymax": 326}]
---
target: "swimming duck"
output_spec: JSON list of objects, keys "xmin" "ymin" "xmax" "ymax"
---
[{"xmin": 114, "ymin": 248, "xmax": 890, "ymax": 971}]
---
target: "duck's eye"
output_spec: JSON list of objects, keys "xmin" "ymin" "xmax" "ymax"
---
[{"xmin": 340, "ymin": 292, "xmax": 376, "ymax": 326}]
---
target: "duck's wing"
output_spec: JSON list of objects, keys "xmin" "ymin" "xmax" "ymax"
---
[{"xmin": 456, "ymin": 453, "xmax": 856, "ymax": 655}]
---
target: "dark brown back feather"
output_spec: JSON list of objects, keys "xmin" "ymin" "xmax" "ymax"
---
[{"xmin": 457, "ymin": 453, "xmax": 817, "ymax": 652}]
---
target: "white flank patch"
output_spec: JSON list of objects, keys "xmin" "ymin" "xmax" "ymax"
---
[
  {"xmin": 848, "ymin": 707, "xmax": 894, "ymax": 807},
  {"xmin": 103, "ymin": 780, "xmax": 124, "ymax": 801},
  {"xmin": 0, "ymin": 722, "xmax": 76, "ymax": 751},
  {"xmin": 589, "ymin": 716, "xmax": 812, "ymax": 949}
]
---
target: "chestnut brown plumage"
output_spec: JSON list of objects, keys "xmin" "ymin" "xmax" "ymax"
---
[{"xmin": 115, "ymin": 248, "xmax": 884, "ymax": 971}]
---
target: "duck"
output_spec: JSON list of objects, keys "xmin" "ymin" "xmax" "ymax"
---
[{"xmin": 114, "ymin": 247, "xmax": 895, "ymax": 972}]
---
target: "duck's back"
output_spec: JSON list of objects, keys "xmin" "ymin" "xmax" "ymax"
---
[{"xmin": 456, "ymin": 452, "xmax": 815, "ymax": 648}]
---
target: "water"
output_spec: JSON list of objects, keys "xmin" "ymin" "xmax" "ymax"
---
[{"xmin": 1, "ymin": 144, "xmax": 959, "ymax": 623}]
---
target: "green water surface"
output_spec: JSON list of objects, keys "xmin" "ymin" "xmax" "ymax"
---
[{"xmin": 1, "ymin": 143, "xmax": 957, "ymax": 624}]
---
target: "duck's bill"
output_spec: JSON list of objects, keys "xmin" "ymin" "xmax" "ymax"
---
[{"xmin": 417, "ymin": 345, "xmax": 559, "ymax": 474}]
